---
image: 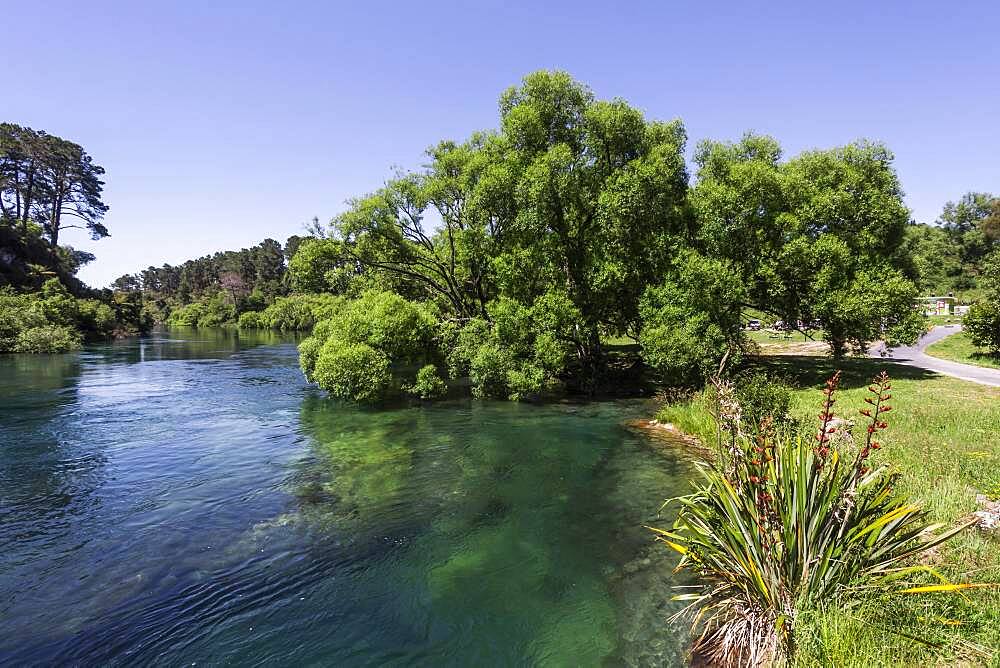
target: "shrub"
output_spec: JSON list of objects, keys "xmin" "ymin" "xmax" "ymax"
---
[
  {"xmin": 0, "ymin": 283, "xmax": 104, "ymax": 352},
  {"xmin": 238, "ymin": 310, "xmax": 266, "ymax": 329},
  {"xmin": 330, "ymin": 290, "xmax": 436, "ymax": 359},
  {"xmin": 75, "ymin": 299, "xmax": 116, "ymax": 336},
  {"xmin": 299, "ymin": 291, "xmax": 440, "ymax": 401},
  {"xmin": 166, "ymin": 293, "xmax": 236, "ymax": 328},
  {"xmin": 298, "ymin": 336, "xmax": 323, "ymax": 379},
  {"xmin": 238, "ymin": 293, "xmax": 345, "ymax": 331},
  {"xmin": 446, "ymin": 292, "xmax": 576, "ymax": 400},
  {"xmin": 964, "ymin": 300, "xmax": 1000, "ymax": 354},
  {"xmin": 195, "ymin": 293, "xmax": 235, "ymax": 327},
  {"xmin": 167, "ymin": 301, "xmax": 207, "ymax": 326},
  {"xmin": 734, "ymin": 371, "xmax": 793, "ymax": 431},
  {"xmin": 407, "ymin": 364, "xmax": 447, "ymax": 399},
  {"xmin": 311, "ymin": 338, "xmax": 392, "ymax": 403},
  {"xmin": 14, "ymin": 324, "xmax": 81, "ymax": 353},
  {"xmin": 652, "ymin": 371, "xmax": 970, "ymax": 665}
]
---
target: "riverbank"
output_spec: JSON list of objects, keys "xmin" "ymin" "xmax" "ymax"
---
[{"xmin": 654, "ymin": 355, "xmax": 1000, "ymax": 666}]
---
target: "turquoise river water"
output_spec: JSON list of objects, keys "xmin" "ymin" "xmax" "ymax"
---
[{"xmin": 0, "ymin": 328, "xmax": 693, "ymax": 666}]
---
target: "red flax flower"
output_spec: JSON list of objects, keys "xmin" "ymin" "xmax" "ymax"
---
[
  {"xmin": 855, "ymin": 371, "xmax": 892, "ymax": 476},
  {"xmin": 814, "ymin": 370, "xmax": 842, "ymax": 466}
]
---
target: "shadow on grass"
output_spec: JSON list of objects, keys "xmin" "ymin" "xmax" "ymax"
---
[
  {"xmin": 969, "ymin": 352, "xmax": 1000, "ymax": 365},
  {"xmin": 754, "ymin": 355, "xmax": 939, "ymax": 390}
]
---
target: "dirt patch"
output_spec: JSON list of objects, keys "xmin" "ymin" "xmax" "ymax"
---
[{"xmin": 756, "ymin": 341, "xmax": 829, "ymax": 356}]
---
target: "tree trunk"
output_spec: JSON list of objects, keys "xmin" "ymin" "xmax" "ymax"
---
[
  {"xmin": 48, "ymin": 192, "xmax": 63, "ymax": 247},
  {"xmin": 20, "ymin": 165, "xmax": 35, "ymax": 226}
]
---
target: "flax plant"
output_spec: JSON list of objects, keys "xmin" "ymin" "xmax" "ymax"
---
[{"xmin": 651, "ymin": 372, "xmax": 973, "ymax": 666}]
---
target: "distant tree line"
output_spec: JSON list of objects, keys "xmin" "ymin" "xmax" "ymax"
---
[
  {"xmin": 902, "ymin": 191, "xmax": 1000, "ymax": 297},
  {"xmin": 110, "ymin": 236, "xmax": 305, "ymax": 324}
]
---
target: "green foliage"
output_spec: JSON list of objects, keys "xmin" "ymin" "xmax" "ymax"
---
[
  {"xmin": 444, "ymin": 292, "xmax": 579, "ymax": 400},
  {"xmin": 964, "ymin": 301, "xmax": 1000, "ymax": 354},
  {"xmin": 311, "ymin": 338, "xmax": 392, "ymax": 403},
  {"xmin": 899, "ymin": 192, "xmax": 1000, "ymax": 297},
  {"xmin": 166, "ymin": 292, "xmax": 235, "ymax": 328},
  {"xmin": 287, "ymin": 237, "xmax": 358, "ymax": 294},
  {"xmin": 809, "ymin": 254, "xmax": 925, "ymax": 356},
  {"xmin": 112, "ymin": 237, "xmax": 293, "ymax": 315},
  {"xmin": 331, "ymin": 70, "xmax": 690, "ymax": 378},
  {"xmin": 300, "ymin": 291, "xmax": 439, "ymax": 402},
  {"xmin": 166, "ymin": 301, "xmax": 207, "ymax": 326},
  {"xmin": 962, "ymin": 250, "xmax": 1000, "ymax": 354},
  {"xmin": 654, "ymin": 372, "xmax": 969, "ymax": 665},
  {"xmin": 0, "ymin": 279, "xmax": 109, "ymax": 352},
  {"xmin": 900, "ymin": 223, "xmax": 970, "ymax": 295},
  {"xmin": 14, "ymin": 325, "xmax": 81, "ymax": 353},
  {"xmin": 406, "ymin": 364, "xmax": 447, "ymax": 399},
  {"xmin": 1, "ymin": 122, "xmax": 109, "ymax": 249},
  {"xmin": 75, "ymin": 298, "xmax": 116, "ymax": 334},
  {"xmin": 692, "ymin": 133, "xmax": 922, "ymax": 357},
  {"xmin": 297, "ymin": 335, "xmax": 324, "ymax": 380},
  {"xmin": 237, "ymin": 293, "xmax": 344, "ymax": 331},
  {"xmin": 639, "ymin": 251, "xmax": 746, "ymax": 385},
  {"xmin": 734, "ymin": 371, "xmax": 792, "ymax": 431}
]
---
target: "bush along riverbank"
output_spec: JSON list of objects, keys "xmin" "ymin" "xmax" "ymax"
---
[
  {"xmin": 652, "ymin": 361, "xmax": 1000, "ymax": 666},
  {"xmin": 0, "ymin": 279, "xmax": 148, "ymax": 353}
]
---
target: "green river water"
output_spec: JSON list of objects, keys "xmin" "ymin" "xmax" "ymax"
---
[{"xmin": 0, "ymin": 327, "xmax": 693, "ymax": 666}]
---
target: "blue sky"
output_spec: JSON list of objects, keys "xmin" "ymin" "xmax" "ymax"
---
[{"xmin": 6, "ymin": 1, "xmax": 999, "ymax": 286}]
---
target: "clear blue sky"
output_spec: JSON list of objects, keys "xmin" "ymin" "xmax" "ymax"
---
[{"xmin": 6, "ymin": 0, "xmax": 999, "ymax": 286}]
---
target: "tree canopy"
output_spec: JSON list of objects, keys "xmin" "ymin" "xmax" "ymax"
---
[
  {"xmin": 285, "ymin": 72, "xmax": 931, "ymax": 400},
  {"xmin": 1, "ymin": 123, "xmax": 109, "ymax": 247}
]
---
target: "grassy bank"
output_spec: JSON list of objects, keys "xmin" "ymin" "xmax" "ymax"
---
[
  {"xmin": 656, "ymin": 356, "xmax": 1000, "ymax": 666},
  {"xmin": 926, "ymin": 331, "xmax": 1000, "ymax": 371}
]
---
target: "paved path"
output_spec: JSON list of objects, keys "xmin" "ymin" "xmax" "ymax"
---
[{"xmin": 870, "ymin": 325, "xmax": 1000, "ymax": 388}]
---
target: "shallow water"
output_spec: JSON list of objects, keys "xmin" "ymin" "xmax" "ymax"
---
[{"xmin": 0, "ymin": 328, "xmax": 693, "ymax": 666}]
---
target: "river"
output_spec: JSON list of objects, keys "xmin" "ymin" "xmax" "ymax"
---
[{"xmin": 0, "ymin": 328, "xmax": 693, "ymax": 666}]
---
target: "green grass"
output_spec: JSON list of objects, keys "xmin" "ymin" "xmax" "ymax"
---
[
  {"xmin": 656, "ymin": 356, "xmax": 1000, "ymax": 666},
  {"xmin": 924, "ymin": 313, "xmax": 965, "ymax": 328},
  {"xmin": 925, "ymin": 331, "xmax": 1000, "ymax": 371}
]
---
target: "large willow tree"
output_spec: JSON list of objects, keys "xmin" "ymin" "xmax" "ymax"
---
[
  {"xmin": 299, "ymin": 72, "xmax": 924, "ymax": 400},
  {"xmin": 334, "ymin": 71, "xmax": 691, "ymax": 374},
  {"xmin": 686, "ymin": 133, "xmax": 923, "ymax": 357}
]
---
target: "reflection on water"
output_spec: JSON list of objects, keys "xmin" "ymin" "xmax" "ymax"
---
[{"xmin": 0, "ymin": 328, "xmax": 692, "ymax": 665}]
